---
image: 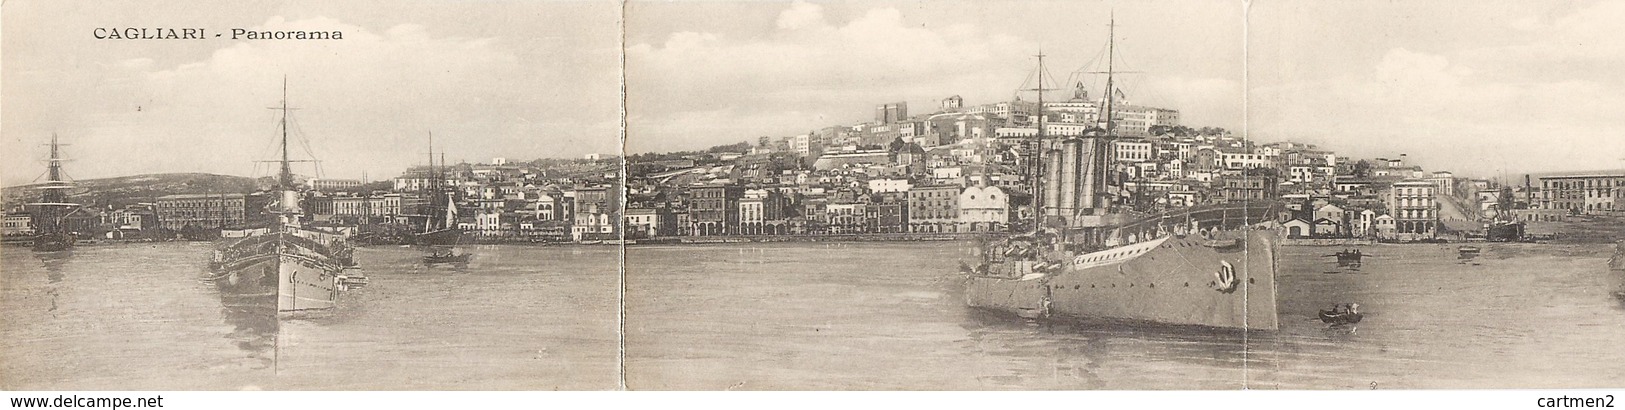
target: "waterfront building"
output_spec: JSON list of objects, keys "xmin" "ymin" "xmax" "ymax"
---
[
  {"xmin": 826, "ymin": 202, "xmax": 868, "ymax": 234},
  {"xmin": 308, "ymin": 178, "xmax": 362, "ymax": 192},
  {"xmin": 740, "ymin": 189, "xmax": 788, "ymax": 235},
  {"xmin": 3, "ymin": 212, "xmax": 33, "ymax": 236},
  {"xmin": 1282, "ymin": 218, "xmax": 1312, "ymax": 239},
  {"xmin": 907, "ymin": 185, "xmax": 961, "ymax": 233},
  {"xmin": 331, "ymin": 193, "xmax": 409, "ymax": 218},
  {"xmin": 572, "ymin": 210, "xmax": 615, "ymax": 240},
  {"xmin": 958, "ymin": 184, "xmax": 1011, "ymax": 232},
  {"xmin": 690, "ymin": 184, "xmax": 743, "ymax": 236},
  {"xmin": 475, "ymin": 210, "xmax": 518, "ymax": 237},
  {"xmin": 1538, "ymin": 173, "xmax": 1625, "ymax": 215},
  {"xmin": 1373, "ymin": 214, "xmax": 1397, "ymax": 239},
  {"xmin": 1388, "ymin": 180, "xmax": 1439, "ymax": 239},
  {"xmin": 154, "ymin": 193, "xmax": 251, "ymax": 231},
  {"xmin": 1314, "ymin": 203, "xmax": 1347, "ymax": 237},
  {"xmin": 109, "ymin": 205, "xmax": 159, "ymax": 233},
  {"xmin": 871, "ymin": 193, "xmax": 906, "ymax": 233},
  {"xmin": 624, "ymin": 207, "xmax": 677, "ymax": 238}
]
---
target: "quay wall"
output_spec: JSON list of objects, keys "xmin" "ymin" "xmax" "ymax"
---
[
  {"xmin": 1280, "ymin": 238, "xmax": 1376, "ymax": 246},
  {"xmin": 669, "ymin": 233, "xmax": 990, "ymax": 244}
]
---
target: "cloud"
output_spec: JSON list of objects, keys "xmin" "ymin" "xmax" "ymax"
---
[
  {"xmin": 627, "ymin": 2, "xmax": 1244, "ymax": 154},
  {"xmin": 776, "ymin": 1, "xmax": 826, "ymax": 30},
  {"xmin": 627, "ymin": 2, "xmax": 1032, "ymax": 151},
  {"xmin": 1251, "ymin": 44, "xmax": 1625, "ymax": 176},
  {"xmin": 5, "ymin": 15, "xmax": 620, "ymax": 185}
]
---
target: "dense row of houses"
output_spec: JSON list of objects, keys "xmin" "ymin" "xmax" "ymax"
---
[{"xmin": 8, "ymin": 92, "xmax": 1618, "ymax": 242}]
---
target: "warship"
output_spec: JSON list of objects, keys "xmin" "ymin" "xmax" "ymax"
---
[
  {"xmin": 28, "ymin": 134, "xmax": 80, "ymax": 252},
  {"xmin": 206, "ymin": 80, "xmax": 359, "ymax": 315},
  {"xmin": 963, "ymin": 16, "xmax": 1280, "ymax": 330}
]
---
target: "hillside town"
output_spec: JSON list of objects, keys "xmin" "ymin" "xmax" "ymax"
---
[{"xmin": 4, "ymin": 93, "xmax": 1622, "ymax": 244}]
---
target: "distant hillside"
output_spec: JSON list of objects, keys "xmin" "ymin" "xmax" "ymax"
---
[{"xmin": 2, "ymin": 173, "xmax": 267, "ymax": 209}]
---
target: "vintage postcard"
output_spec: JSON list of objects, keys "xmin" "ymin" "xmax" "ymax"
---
[{"xmin": 3, "ymin": 0, "xmax": 1624, "ymax": 396}]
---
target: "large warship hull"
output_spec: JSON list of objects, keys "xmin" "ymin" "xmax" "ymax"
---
[
  {"xmin": 211, "ymin": 229, "xmax": 348, "ymax": 313},
  {"xmin": 967, "ymin": 229, "xmax": 1280, "ymax": 330}
]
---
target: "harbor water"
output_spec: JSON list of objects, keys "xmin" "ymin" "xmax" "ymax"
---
[
  {"xmin": 5, "ymin": 241, "xmax": 1622, "ymax": 390},
  {"xmin": 0, "ymin": 243, "xmax": 620, "ymax": 390},
  {"xmin": 624, "ymin": 241, "xmax": 1625, "ymax": 390}
]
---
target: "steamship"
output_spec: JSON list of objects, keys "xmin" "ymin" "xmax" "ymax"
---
[
  {"xmin": 206, "ymin": 81, "xmax": 358, "ymax": 315},
  {"xmin": 963, "ymin": 17, "xmax": 1280, "ymax": 330}
]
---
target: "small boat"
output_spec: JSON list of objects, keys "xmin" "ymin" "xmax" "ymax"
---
[
  {"xmin": 336, "ymin": 272, "xmax": 370, "ymax": 290},
  {"xmin": 423, "ymin": 250, "xmax": 471, "ymax": 265},
  {"xmin": 1458, "ymin": 245, "xmax": 1481, "ymax": 257},
  {"xmin": 1328, "ymin": 249, "xmax": 1364, "ymax": 267},
  {"xmin": 1318, "ymin": 303, "xmax": 1363, "ymax": 325}
]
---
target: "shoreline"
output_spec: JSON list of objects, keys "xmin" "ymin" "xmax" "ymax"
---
[{"xmin": 6, "ymin": 231, "xmax": 1620, "ymax": 250}]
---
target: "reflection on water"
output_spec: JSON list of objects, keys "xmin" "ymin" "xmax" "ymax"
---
[
  {"xmin": 626, "ymin": 241, "xmax": 1625, "ymax": 390},
  {"xmin": 0, "ymin": 243, "xmax": 620, "ymax": 390},
  {"xmin": 37, "ymin": 251, "xmax": 71, "ymax": 315},
  {"xmin": 8, "ymin": 241, "xmax": 1621, "ymax": 390}
]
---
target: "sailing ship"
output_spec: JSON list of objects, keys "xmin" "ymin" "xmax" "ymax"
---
[
  {"xmin": 206, "ymin": 80, "xmax": 359, "ymax": 315},
  {"xmin": 29, "ymin": 134, "xmax": 80, "ymax": 252},
  {"xmin": 410, "ymin": 133, "xmax": 465, "ymax": 246},
  {"xmin": 963, "ymin": 16, "xmax": 1281, "ymax": 330}
]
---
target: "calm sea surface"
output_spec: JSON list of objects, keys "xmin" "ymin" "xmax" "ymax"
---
[
  {"xmin": 0, "ymin": 243, "xmax": 620, "ymax": 390},
  {"xmin": 6, "ymin": 241, "xmax": 1623, "ymax": 390},
  {"xmin": 624, "ymin": 241, "xmax": 1625, "ymax": 390}
]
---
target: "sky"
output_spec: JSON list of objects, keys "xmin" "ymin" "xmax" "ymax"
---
[
  {"xmin": 7, "ymin": 1, "xmax": 1623, "ymax": 186},
  {"xmin": 2, "ymin": 0, "xmax": 622, "ymax": 186},
  {"xmin": 625, "ymin": 0, "xmax": 1247, "ymax": 155},
  {"xmin": 626, "ymin": 0, "xmax": 1625, "ymax": 179}
]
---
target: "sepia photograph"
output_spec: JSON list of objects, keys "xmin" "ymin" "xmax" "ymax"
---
[
  {"xmin": 4, "ymin": 0, "xmax": 1625, "ymax": 402},
  {"xmin": 621, "ymin": 0, "xmax": 1625, "ymax": 390},
  {"xmin": 1, "ymin": 0, "xmax": 624, "ymax": 390}
]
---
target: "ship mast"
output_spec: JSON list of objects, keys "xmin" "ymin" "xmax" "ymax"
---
[
  {"xmin": 31, "ymin": 133, "xmax": 79, "ymax": 237},
  {"xmin": 1031, "ymin": 49, "xmax": 1048, "ymax": 233},
  {"xmin": 1102, "ymin": 13, "xmax": 1117, "ymax": 137},
  {"xmin": 40, "ymin": 133, "xmax": 72, "ymax": 205},
  {"xmin": 278, "ymin": 79, "xmax": 294, "ymax": 190},
  {"xmin": 267, "ymin": 77, "xmax": 305, "ymax": 222},
  {"xmin": 427, "ymin": 131, "xmax": 437, "ymax": 233}
]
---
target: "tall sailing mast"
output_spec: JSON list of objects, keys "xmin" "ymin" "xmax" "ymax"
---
[
  {"xmin": 38, "ymin": 133, "xmax": 73, "ymax": 205},
  {"xmin": 266, "ymin": 77, "xmax": 311, "ymax": 224},
  {"xmin": 1026, "ymin": 50, "xmax": 1058, "ymax": 233},
  {"xmin": 426, "ymin": 131, "xmax": 437, "ymax": 233},
  {"xmin": 277, "ymin": 79, "xmax": 294, "ymax": 190},
  {"xmin": 1102, "ymin": 13, "xmax": 1118, "ymax": 137}
]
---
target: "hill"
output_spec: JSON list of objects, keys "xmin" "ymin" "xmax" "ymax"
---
[{"xmin": 2, "ymin": 173, "xmax": 266, "ymax": 209}]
